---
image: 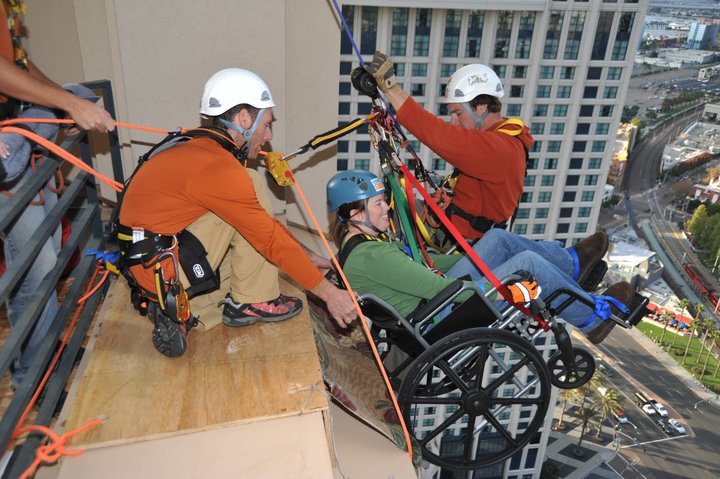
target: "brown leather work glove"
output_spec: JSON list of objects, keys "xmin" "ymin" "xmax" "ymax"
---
[{"xmin": 364, "ymin": 51, "xmax": 397, "ymax": 93}]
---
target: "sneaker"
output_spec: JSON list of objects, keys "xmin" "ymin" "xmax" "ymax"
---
[
  {"xmin": 571, "ymin": 232, "xmax": 609, "ymax": 290},
  {"xmin": 218, "ymin": 293, "xmax": 303, "ymax": 327},
  {"xmin": 586, "ymin": 282, "xmax": 633, "ymax": 345},
  {"xmin": 149, "ymin": 303, "xmax": 188, "ymax": 357}
]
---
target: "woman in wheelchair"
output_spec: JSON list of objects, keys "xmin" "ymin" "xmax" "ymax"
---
[{"xmin": 326, "ymin": 170, "xmax": 633, "ymax": 345}]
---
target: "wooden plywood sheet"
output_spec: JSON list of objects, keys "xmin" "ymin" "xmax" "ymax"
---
[{"xmin": 63, "ymin": 278, "xmax": 327, "ymax": 448}]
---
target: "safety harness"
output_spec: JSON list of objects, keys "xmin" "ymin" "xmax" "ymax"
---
[
  {"xmin": 111, "ymin": 127, "xmax": 244, "ymax": 324},
  {"xmin": 443, "ymin": 118, "xmax": 530, "ymax": 235}
]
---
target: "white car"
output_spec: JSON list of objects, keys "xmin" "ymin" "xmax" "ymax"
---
[
  {"xmin": 653, "ymin": 402, "xmax": 669, "ymax": 417},
  {"xmin": 668, "ymin": 418, "xmax": 686, "ymax": 434},
  {"xmin": 642, "ymin": 403, "xmax": 657, "ymax": 416}
]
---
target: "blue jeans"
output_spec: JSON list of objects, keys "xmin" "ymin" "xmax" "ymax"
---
[
  {"xmin": 443, "ymin": 229, "xmax": 602, "ymax": 333},
  {"xmin": 1, "ymin": 106, "xmax": 62, "ymax": 385}
]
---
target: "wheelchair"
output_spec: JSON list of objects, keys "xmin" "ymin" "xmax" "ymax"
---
[{"xmin": 352, "ymin": 272, "xmax": 650, "ymax": 471}]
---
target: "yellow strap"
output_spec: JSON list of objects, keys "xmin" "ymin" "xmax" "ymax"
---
[{"xmin": 494, "ymin": 118, "xmax": 525, "ymax": 137}]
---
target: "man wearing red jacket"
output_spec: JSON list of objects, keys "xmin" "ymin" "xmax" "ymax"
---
[{"xmin": 364, "ymin": 52, "xmax": 532, "ymax": 241}]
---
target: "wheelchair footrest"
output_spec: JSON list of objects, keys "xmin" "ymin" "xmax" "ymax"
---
[{"xmin": 615, "ymin": 291, "xmax": 651, "ymax": 329}]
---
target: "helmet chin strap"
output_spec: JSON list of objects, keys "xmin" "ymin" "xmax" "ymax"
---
[
  {"xmin": 347, "ymin": 199, "xmax": 385, "ymax": 234},
  {"xmin": 461, "ymin": 102, "xmax": 488, "ymax": 129},
  {"xmin": 219, "ymin": 107, "xmax": 266, "ymax": 157}
]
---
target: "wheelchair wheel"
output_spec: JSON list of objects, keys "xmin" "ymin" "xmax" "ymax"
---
[
  {"xmin": 396, "ymin": 327, "xmax": 551, "ymax": 471},
  {"xmin": 547, "ymin": 347, "xmax": 595, "ymax": 389}
]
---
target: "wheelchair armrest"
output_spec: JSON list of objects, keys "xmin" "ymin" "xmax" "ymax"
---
[
  {"xmin": 408, "ymin": 280, "xmax": 466, "ymax": 323},
  {"xmin": 358, "ymin": 294, "xmax": 407, "ymax": 329}
]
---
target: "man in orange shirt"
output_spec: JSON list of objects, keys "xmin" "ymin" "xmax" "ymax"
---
[
  {"xmin": 363, "ymin": 51, "xmax": 531, "ymax": 242},
  {"xmin": 118, "ymin": 68, "xmax": 356, "ymax": 357}
]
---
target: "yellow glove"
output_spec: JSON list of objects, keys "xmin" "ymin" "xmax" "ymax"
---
[
  {"xmin": 506, "ymin": 270, "xmax": 541, "ymax": 304},
  {"xmin": 364, "ymin": 51, "xmax": 397, "ymax": 93}
]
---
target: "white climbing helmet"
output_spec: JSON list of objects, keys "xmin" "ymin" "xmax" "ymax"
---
[
  {"xmin": 200, "ymin": 68, "xmax": 275, "ymax": 116},
  {"xmin": 441, "ymin": 64, "xmax": 504, "ymax": 103}
]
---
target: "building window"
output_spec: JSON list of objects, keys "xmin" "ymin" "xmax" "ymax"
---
[
  {"xmin": 563, "ymin": 191, "xmax": 576, "ymax": 202},
  {"xmin": 355, "ymin": 159, "xmax": 370, "ymax": 170},
  {"xmin": 493, "ymin": 64, "xmax": 507, "ymax": 78},
  {"xmin": 531, "ymin": 123, "xmax": 545, "ymax": 135},
  {"xmin": 556, "ymin": 223, "xmax": 570, "ymax": 233},
  {"xmin": 596, "ymin": 123, "xmax": 610, "ymax": 134},
  {"xmin": 443, "ymin": 10, "xmax": 462, "ymax": 57},
  {"xmin": 543, "ymin": 11, "xmax": 564, "ymax": 60},
  {"xmin": 576, "ymin": 123, "xmax": 590, "ymax": 135},
  {"xmin": 440, "ymin": 63, "xmax": 455, "ymax": 77},
  {"xmin": 587, "ymin": 67, "xmax": 602, "ymax": 80},
  {"xmin": 607, "ymin": 67, "xmax": 622, "ymax": 80},
  {"xmin": 579, "ymin": 105, "xmax": 594, "ymax": 116},
  {"xmin": 432, "ymin": 158, "xmax": 447, "ymax": 170},
  {"xmin": 515, "ymin": 12, "xmax": 535, "ymax": 59},
  {"xmin": 537, "ymin": 85, "xmax": 552, "ymax": 98},
  {"xmin": 524, "ymin": 175, "xmax": 536, "ymax": 187},
  {"xmin": 575, "ymin": 222, "xmax": 588, "ymax": 233},
  {"xmin": 585, "ymin": 174, "xmax": 599, "ymax": 186},
  {"xmin": 578, "ymin": 207, "xmax": 591, "ymax": 217},
  {"xmin": 338, "ymin": 102, "xmax": 350, "ymax": 115},
  {"xmin": 592, "ymin": 140, "xmax": 606, "ymax": 152},
  {"xmin": 535, "ymin": 208, "xmax": 549, "ymax": 219},
  {"xmin": 600, "ymin": 105, "xmax": 614, "ymax": 117},
  {"xmin": 412, "ymin": 63, "xmax": 428, "ymax": 76},
  {"xmin": 360, "ymin": 6, "xmax": 379, "ymax": 55},
  {"xmin": 553, "ymin": 104, "xmax": 568, "ymax": 117},
  {"xmin": 560, "ymin": 66, "xmax": 575, "ymax": 80},
  {"xmin": 413, "ymin": 9, "xmax": 432, "ymax": 56},
  {"xmin": 547, "ymin": 141, "xmax": 561, "ymax": 153},
  {"xmin": 340, "ymin": 6, "xmax": 356, "ymax": 55},
  {"xmin": 466, "ymin": 10, "xmax": 485, "ymax": 57},
  {"xmin": 337, "ymin": 159, "xmax": 348, "ymax": 170},
  {"xmin": 390, "ymin": 8, "xmax": 409, "ymax": 56},
  {"xmin": 556, "ymin": 86, "xmax": 572, "ymax": 98},
  {"xmin": 533, "ymin": 105, "xmax": 548, "ymax": 117},
  {"xmin": 533, "ymin": 224, "xmax": 546, "ymax": 234},
  {"xmin": 513, "ymin": 65, "xmax": 528, "ymax": 79},
  {"xmin": 583, "ymin": 86, "xmax": 598, "ymax": 98},
  {"xmin": 506, "ymin": 104, "xmax": 522, "ymax": 116},
  {"xmin": 564, "ymin": 11, "xmax": 586, "ymax": 60},
  {"xmin": 566, "ymin": 175, "xmax": 580, "ymax": 186},
  {"xmin": 516, "ymin": 208, "xmax": 530, "ymax": 219},
  {"xmin": 544, "ymin": 158, "xmax": 558, "ymax": 169},
  {"xmin": 527, "ymin": 158, "xmax": 539, "ymax": 169},
  {"xmin": 581, "ymin": 191, "xmax": 595, "ymax": 201},
  {"xmin": 588, "ymin": 158, "xmax": 602, "ymax": 169},
  {"xmin": 530, "ymin": 141, "xmax": 542, "ymax": 153},
  {"xmin": 572, "ymin": 141, "xmax": 586, "ymax": 152},
  {"xmin": 494, "ymin": 11, "xmax": 513, "ymax": 58},
  {"xmin": 612, "ymin": 13, "xmax": 635, "ymax": 61},
  {"xmin": 520, "ymin": 192, "xmax": 533, "ymax": 203},
  {"xmin": 560, "ymin": 207, "xmax": 573, "ymax": 218},
  {"xmin": 569, "ymin": 158, "xmax": 583, "ymax": 169},
  {"xmin": 510, "ymin": 85, "xmax": 524, "ymax": 97},
  {"xmin": 538, "ymin": 192, "xmax": 552, "ymax": 202},
  {"xmin": 539, "ymin": 65, "xmax": 555, "ymax": 79},
  {"xmin": 591, "ymin": 11, "xmax": 614, "ymax": 60},
  {"xmin": 603, "ymin": 86, "xmax": 618, "ymax": 99},
  {"xmin": 550, "ymin": 123, "xmax": 564, "ymax": 135},
  {"xmin": 541, "ymin": 175, "xmax": 555, "ymax": 186},
  {"xmin": 410, "ymin": 83, "xmax": 425, "ymax": 95},
  {"xmin": 514, "ymin": 224, "xmax": 527, "ymax": 234}
]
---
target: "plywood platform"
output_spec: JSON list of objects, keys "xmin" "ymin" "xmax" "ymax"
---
[{"xmin": 61, "ymin": 277, "xmax": 329, "ymax": 450}]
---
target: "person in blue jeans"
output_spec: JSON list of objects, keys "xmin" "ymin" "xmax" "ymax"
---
[
  {"xmin": 1, "ymin": 0, "xmax": 115, "ymax": 387},
  {"xmin": 327, "ymin": 170, "xmax": 633, "ymax": 345}
]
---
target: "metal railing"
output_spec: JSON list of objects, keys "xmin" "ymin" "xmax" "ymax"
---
[{"xmin": 0, "ymin": 80, "xmax": 122, "ymax": 478}]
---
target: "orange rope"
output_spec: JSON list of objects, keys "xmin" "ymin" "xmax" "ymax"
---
[
  {"xmin": 288, "ymin": 172, "xmax": 414, "ymax": 461},
  {"xmin": 10, "ymin": 264, "xmax": 106, "ymax": 476}
]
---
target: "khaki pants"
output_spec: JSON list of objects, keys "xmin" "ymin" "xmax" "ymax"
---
[{"xmin": 178, "ymin": 169, "xmax": 280, "ymax": 329}]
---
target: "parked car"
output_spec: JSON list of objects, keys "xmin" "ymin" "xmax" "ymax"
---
[
  {"xmin": 652, "ymin": 401, "xmax": 669, "ymax": 417},
  {"xmin": 642, "ymin": 403, "xmax": 657, "ymax": 416},
  {"xmin": 598, "ymin": 364, "xmax": 614, "ymax": 377},
  {"xmin": 612, "ymin": 406, "xmax": 629, "ymax": 424},
  {"xmin": 656, "ymin": 419, "xmax": 674, "ymax": 434},
  {"xmin": 668, "ymin": 418, "xmax": 686, "ymax": 434}
]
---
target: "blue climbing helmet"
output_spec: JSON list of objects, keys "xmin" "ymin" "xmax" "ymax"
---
[{"xmin": 327, "ymin": 170, "xmax": 385, "ymax": 213}]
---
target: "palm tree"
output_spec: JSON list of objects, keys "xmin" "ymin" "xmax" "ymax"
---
[
  {"xmin": 658, "ymin": 310, "xmax": 675, "ymax": 347},
  {"xmin": 700, "ymin": 329, "xmax": 719, "ymax": 379},
  {"xmin": 670, "ymin": 298, "xmax": 690, "ymax": 350},
  {"xmin": 682, "ymin": 316, "xmax": 703, "ymax": 366},
  {"xmin": 596, "ymin": 387, "xmax": 622, "ymax": 439},
  {"xmin": 574, "ymin": 405, "xmax": 600, "ymax": 455},
  {"xmin": 699, "ymin": 318, "xmax": 716, "ymax": 365},
  {"xmin": 554, "ymin": 387, "xmax": 583, "ymax": 431}
]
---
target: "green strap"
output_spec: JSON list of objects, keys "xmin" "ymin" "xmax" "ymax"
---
[{"xmin": 386, "ymin": 172, "xmax": 423, "ymax": 264}]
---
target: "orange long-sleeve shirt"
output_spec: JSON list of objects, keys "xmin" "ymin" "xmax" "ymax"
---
[
  {"xmin": 119, "ymin": 136, "xmax": 323, "ymax": 293},
  {"xmin": 397, "ymin": 97, "xmax": 533, "ymax": 240}
]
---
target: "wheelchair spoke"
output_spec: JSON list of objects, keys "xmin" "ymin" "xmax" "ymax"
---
[
  {"xmin": 417, "ymin": 408, "xmax": 466, "ymax": 447},
  {"xmin": 483, "ymin": 410, "xmax": 520, "ymax": 447},
  {"xmin": 435, "ymin": 358, "xmax": 474, "ymax": 395},
  {"xmin": 406, "ymin": 394, "xmax": 461, "ymax": 406},
  {"xmin": 493, "ymin": 396, "xmax": 544, "ymax": 407},
  {"xmin": 485, "ymin": 355, "xmax": 531, "ymax": 393},
  {"xmin": 470, "ymin": 343, "xmax": 491, "ymax": 381},
  {"xmin": 462, "ymin": 414, "xmax": 478, "ymax": 464}
]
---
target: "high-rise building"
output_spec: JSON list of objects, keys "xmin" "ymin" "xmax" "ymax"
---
[
  {"xmin": 336, "ymin": 2, "xmax": 648, "ymax": 478},
  {"xmin": 338, "ymin": 0, "xmax": 648, "ymax": 248},
  {"xmin": 687, "ymin": 20, "xmax": 720, "ymax": 50}
]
